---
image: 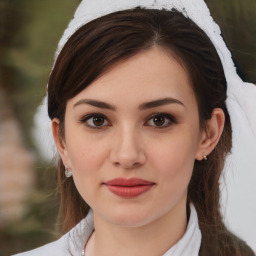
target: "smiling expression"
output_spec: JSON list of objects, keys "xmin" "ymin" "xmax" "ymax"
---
[{"xmin": 54, "ymin": 47, "xmax": 205, "ymax": 228}]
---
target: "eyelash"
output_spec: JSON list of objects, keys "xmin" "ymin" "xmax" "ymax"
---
[
  {"xmin": 146, "ymin": 113, "xmax": 177, "ymax": 128},
  {"xmin": 79, "ymin": 112, "xmax": 177, "ymax": 129},
  {"xmin": 79, "ymin": 113, "xmax": 110, "ymax": 129}
]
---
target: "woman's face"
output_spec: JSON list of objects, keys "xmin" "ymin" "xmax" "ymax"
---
[{"xmin": 56, "ymin": 47, "xmax": 205, "ymax": 227}]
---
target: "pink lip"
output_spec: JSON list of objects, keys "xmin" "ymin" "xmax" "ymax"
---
[{"xmin": 104, "ymin": 178, "xmax": 155, "ymax": 198}]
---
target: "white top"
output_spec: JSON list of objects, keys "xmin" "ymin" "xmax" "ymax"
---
[{"xmin": 14, "ymin": 204, "xmax": 201, "ymax": 256}]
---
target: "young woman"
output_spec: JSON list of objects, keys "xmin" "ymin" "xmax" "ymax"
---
[{"xmin": 16, "ymin": 0, "xmax": 256, "ymax": 255}]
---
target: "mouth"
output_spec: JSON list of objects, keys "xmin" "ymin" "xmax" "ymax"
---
[{"xmin": 103, "ymin": 178, "xmax": 155, "ymax": 198}]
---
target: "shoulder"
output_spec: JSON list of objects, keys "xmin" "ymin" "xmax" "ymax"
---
[
  {"xmin": 13, "ymin": 210, "xmax": 94, "ymax": 256},
  {"xmin": 12, "ymin": 233, "xmax": 69, "ymax": 256}
]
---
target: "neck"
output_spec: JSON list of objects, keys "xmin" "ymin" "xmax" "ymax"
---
[{"xmin": 90, "ymin": 201, "xmax": 188, "ymax": 256}]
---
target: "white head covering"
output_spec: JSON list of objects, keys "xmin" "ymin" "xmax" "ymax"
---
[{"xmin": 33, "ymin": 0, "xmax": 256, "ymax": 251}]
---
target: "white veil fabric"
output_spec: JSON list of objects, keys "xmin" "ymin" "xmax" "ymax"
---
[{"xmin": 33, "ymin": 0, "xmax": 256, "ymax": 251}]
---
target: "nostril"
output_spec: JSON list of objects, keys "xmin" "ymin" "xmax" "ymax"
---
[
  {"xmin": 133, "ymin": 162, "xmax": 141, "ymax": 167},
  {"xmin": 114, "ymin": 161, "xmax": 120, "ymax": 167},
  {"xmin": 109, "ymin": 141, "xmax": 146, "ymax": 168},
  {"xmin": 114, "ymin": 161, "xmax": 142, "ymax": 169}
]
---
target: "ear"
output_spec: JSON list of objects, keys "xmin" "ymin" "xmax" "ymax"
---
[
  {"xmin": 52, "ymin": 118, "xmax": 70, "ymax": 167},
  {"xmin": 195, "ymin": 108, "xmax": 225, "ymax": 160}
]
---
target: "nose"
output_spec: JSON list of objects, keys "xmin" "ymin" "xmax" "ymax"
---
[{"xmin": 109, "ymin": 126, "xmax": 146, "ymax": 169}]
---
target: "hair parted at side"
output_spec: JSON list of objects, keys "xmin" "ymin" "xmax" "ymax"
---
[{"xmin": 47, "ymin": 7, "xmax": 254, "ymax": 256}]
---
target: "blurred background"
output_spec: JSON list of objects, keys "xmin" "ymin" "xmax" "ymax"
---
[{"xmin": 0, "ymin": 0, "xmax": 255, "ymax": 255}]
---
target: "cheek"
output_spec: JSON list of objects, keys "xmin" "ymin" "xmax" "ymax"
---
[
  {"xmin": 67, "ymin": 138, "xmax": 107, "ymax": 174},
  {"xmin": 65, "ymin": 136, "xmax": 109, "ymax": 207},
  {"xmin": 64, "ymin": 120, "xmax": 108, "ymax": 170},
  {"xmin": 149, "ymin": 129, "xmax": 198, "ymax": 189},
  {"xmin": 64, "ymin": 128, "xmax": 110, "ymax": 203}
]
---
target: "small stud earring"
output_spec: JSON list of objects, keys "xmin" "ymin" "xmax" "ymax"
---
[
  {"xmin": 65, "ymin": 166, "xmax": 73, "ymax": 178},
  {"xmin": 203, "ymin": 154, "xmax": 208, "ymax": 161}
]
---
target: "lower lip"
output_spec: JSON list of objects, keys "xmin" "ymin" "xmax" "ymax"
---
[{"xmin": 105, "ymin": 184, "xmax": 154, "ymax": 198}]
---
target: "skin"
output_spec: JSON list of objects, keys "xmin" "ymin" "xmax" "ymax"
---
[{"xmin": 52, "ymin": 47, "xmax": 225, "ymax": 256}]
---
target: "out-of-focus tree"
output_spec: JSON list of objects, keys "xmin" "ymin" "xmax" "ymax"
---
[{"xmin": 0, "ymin": 1, "xmax": 80, "ymax": 255}]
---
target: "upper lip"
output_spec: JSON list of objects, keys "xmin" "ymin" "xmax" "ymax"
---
[{"xmin": 104, "ymin": 178, "xmax": 155, "ymax": 186}]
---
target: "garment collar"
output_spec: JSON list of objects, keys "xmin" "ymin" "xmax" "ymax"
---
[{"xmin": 67, "ymin": 204, "xmax": 201, "ymax": 256}]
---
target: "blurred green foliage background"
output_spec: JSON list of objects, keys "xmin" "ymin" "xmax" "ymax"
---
[
  {"xmin": 0, "ymin": 1, "xmax": 80, "ymax": 255},
  {"xmin": 0, "ymin": 0, "xmax": 255, "ymax": 255}
]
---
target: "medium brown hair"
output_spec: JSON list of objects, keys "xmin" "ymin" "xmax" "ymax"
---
[{"xmin": 48, "ymin": 8, "xmax": 254, "ymax": 256}]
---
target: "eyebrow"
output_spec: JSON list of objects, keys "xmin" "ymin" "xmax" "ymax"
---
[
  {"xmin": 73, "ymin": 99, "xmax": 116, "ymax": 110},
  {"xmin": 73, "ymin": 97, "xmax": 184, "ymax": 110},
  {"xmin": 138, "ymin": 97, "xmax": 184, "ymax": 110}
]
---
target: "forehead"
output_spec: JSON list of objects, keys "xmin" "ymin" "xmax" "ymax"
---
[{"xmin": 68, "ymin": 47, "xmax": 196, "ymax": 109}]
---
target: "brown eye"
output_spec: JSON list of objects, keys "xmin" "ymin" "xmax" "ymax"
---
[
  {"xmin": 153, "ymin": 115, "xmax": 165, "ymax": 126},
  {"xmin": 92, "ymin": 116, "xmax": 105, "ymax": 126},
  {"xmin": 146, "ymin": 113, "xmax": 176, "ymax": 128},
  {"xmin": 81, "ymin": 114, "xmax": 109, "ymax": 129}
]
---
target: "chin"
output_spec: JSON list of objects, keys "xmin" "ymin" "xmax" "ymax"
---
[
  {"xmin": 104, "ymin": 206, "xmax": 159, "ymax": 228},
  {"xmin": 111, "ymin": 215, "xmax": 151, "ymax": 228}
]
